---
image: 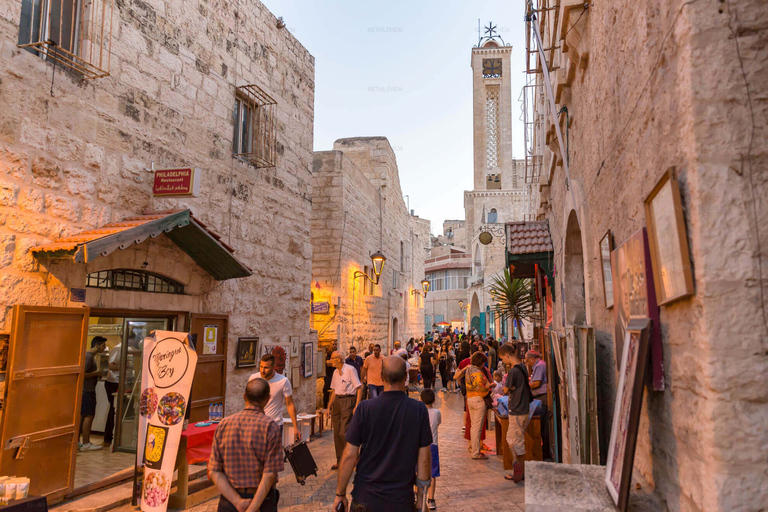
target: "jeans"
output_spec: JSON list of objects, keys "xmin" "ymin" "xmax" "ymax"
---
[
  {"xmin": 466, "ymin": 396, "xmax": 487, "ymax": 458},
  {"xmin": 217, "ymin": 488, "xmax": 279, "ymax": 512},
  {"xmin": 367, "ymin": 384, "xmax": 384, "ymax": 399},
  {"xmin": 103, "ymin": 381, "xmax": 119, "ymax": 444}
]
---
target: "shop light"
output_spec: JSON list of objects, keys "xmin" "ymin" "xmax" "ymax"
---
[{"xmin": 354, "ymin": 251, "xmax": 386, "ymax": 285}]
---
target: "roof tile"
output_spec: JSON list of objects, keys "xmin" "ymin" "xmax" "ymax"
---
[{"xmin": 506, "ymin": 220, "xmax": 554, "ymax": 255}]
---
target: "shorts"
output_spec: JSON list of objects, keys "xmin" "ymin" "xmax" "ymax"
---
[
  {"xmin": 506, "ymin": 414, "xmax": 527, "ymax": 457},
  {"xmin": 81, "ymin": 391, "xmax": 97, "ymax": 417},
  {"xmin": 430, "ymin": 444, "xmax": 440, "ymax": 478}
]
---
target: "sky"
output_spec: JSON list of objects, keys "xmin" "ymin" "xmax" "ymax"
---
[{"xmin": 262, "ymin": 0, "xmax": 528, "ymax": 234}]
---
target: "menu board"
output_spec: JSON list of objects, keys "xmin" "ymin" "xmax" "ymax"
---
[{"xmin": 137, "ymin": 330, "xmax": 198, "ymax": 512}]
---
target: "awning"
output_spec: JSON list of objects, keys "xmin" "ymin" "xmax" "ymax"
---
[
  {"xmin": 505, "ymin": 220, "xmax": 554, "ymax": 280},
  {"xmin": 31, "ymin": 209, "xmax": 252, "ymax": 281}
]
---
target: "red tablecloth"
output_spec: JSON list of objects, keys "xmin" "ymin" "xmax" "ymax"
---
[{"xmin": 181, "ymin": 423, "xmax": 218, "ymax": 464}]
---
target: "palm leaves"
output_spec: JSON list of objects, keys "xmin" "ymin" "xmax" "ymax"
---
[{"xmin": 487, "ymin": 268, "xmax": 534, "ymax": 330}]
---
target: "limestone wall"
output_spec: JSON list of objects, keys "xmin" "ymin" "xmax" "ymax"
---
[
  {"xmin": 532, "ymin": 0, "xmax": 768, "ymax": 510},
  {"xmin": 311, "ymin": 139, "xmax": 429, "ymax": 354},
  {"xmin": 0, "ymin": 0, "xmax": 317, "ymax": 416}
]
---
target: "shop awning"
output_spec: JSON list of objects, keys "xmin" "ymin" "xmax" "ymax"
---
[
  {"xmin": 505, "ymin": 220, "xmax": 554, "ymax": 280},
  {"xmin": 31, "ymin": 209, "xmax": 252, "ymax": 281}
]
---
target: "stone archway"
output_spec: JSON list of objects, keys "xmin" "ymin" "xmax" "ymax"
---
[
  {"xmin": 469, "ymin": 292, "xmax": 480, "ymax": 334},
  {"xmin": 564, "ymin": 210, "xmax": 586, "ymax": 325}
]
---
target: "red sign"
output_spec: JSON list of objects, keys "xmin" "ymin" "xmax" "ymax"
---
[{"xmin": 153, "ymin": 168, "xmax": 200, "ymax": 197}]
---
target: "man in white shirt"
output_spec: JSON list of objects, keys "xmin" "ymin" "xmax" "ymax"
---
[
  {"xmin": 248, "ymin": 354, "xmax": 300, "ymax": 444},
  {"xmin": 392, "ymin": 340, "xmax": 408, "ymax": 359},
  {"xmin": 327, "ymin": 350, "xmax": 363, "ymax": 470}
]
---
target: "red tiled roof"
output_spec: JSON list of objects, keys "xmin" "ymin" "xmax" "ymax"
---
[{"xmin": 506, "ymin": 220, "xmax": 554, "ymax": 255}]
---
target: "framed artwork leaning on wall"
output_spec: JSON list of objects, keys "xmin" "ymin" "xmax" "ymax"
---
[
  {"xmin": 644, "ymin": 167, "xmax": 695, "ymax": 306},
  {"xmin": 599, "ymin": 230, "xmax": 614, "ymax": 309},
  {"xmin": 605, "ymin": 318, "xmax": 652, "ymax": 511}
]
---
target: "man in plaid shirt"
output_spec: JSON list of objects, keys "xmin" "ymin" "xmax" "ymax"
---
[{"xmin": 209, "ymin": 378, "xmax": 284, "ymax": 512}]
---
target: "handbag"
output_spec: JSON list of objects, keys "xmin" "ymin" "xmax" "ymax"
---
[{"xmin": 483, "ymin": 392, "xmax": 493, "ymax": 409}]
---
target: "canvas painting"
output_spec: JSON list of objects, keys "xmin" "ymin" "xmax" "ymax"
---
[
  {"xmin": 549, "ymin": 330, "xmax": 564, "ymax": 379},
  {"xmin": 235, "ymin": 337, "xmax": 258, "ymax": 369},
  {"xmin": 600, "ymin": 230, "xmax": 614, "ymax": 309},
  {"xmin": 302, "ymin": 342, "xmax": 314, "ymax": 377},
  {"xmin": 259, "ymin": 341, "xmax": 290, "ymax": 375},
  {"xmin": 605, "ymin": 318, "xmax": 651, "ymax": 511},
  {"xmin": 611, "ymin": 229, "xmax": 649, "ymax": 369}
]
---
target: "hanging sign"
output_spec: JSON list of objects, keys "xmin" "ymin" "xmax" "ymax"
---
[
  {"xmin": 203, "ymin": 325, "xmax": 218, "ymax": 355},
  {"xmin": 152, "ymin": 167, "xmax": 201, "ymax": 197},
  {"xmin": 137, "ymin": 330, "xmax": 198, "ymax": 512}
]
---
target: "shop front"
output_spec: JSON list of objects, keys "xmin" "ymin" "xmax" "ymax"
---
[{"xmin": 0, "ymin": 209, "xmax": 250, "ymax": 502}]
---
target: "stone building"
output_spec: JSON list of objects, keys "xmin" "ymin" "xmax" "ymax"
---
[
  {"xmin": 463, "ymin": 30, "xmax": 531, "ymax": 338},
  {"xmin": 433, "ymin": 219, "xmax": 466, "ymax": 248},
  {"xmin": 0, "ymin": 0, "xmax": 315, "ymax": 495},
  {"xmin": 311, "ymin": 137, "xmax": 430, "ymax": 356},
  {"xmin": 523, "ymin": 0, "xmax": 768, "ymax": 510},
  {"xmin": 424, "ymin": 245, "xmax": 471, "ymax": 332}
]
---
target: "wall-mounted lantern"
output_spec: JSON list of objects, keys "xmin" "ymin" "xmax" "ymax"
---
[
  {"xmin": 354, "ymin": 250, "xmax": 386, "ymax": 285},
  {"xmin": 458, "ymin": 300, "xmax": 464, "ymax": 309},
  {"xmin": 411, "ymin": 278, "xmax": 430, "ymax": 298}
]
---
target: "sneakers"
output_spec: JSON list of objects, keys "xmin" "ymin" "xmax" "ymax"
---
[
  {"xmin": 80, "ymin": 443, "xmax": 102, "ymax": 452},
  {"xmin": 427, "ymin": 498, "xmax": 436, "ymax": 510}
]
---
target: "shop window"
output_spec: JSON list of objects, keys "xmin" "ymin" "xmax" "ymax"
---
[
  {"xmin": 233, "ymin": 84, "xmax": 277, "ymax": 168},
  {"xmin": 86, "ymin": 269, "xmax": 185, "ymax": 294},
  {"xmin": 17, "ymin": 0, "xmax": 113, "ymax": 79}
]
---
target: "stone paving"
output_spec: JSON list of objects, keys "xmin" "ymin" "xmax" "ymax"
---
[{"xmin": 189, "ymin": 388, "xmax": 525, "ymax": 512}]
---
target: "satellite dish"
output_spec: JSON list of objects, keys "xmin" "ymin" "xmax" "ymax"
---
[{"xmin": 479, "ymin": 231, "xmax": 493, "ymax": 245}]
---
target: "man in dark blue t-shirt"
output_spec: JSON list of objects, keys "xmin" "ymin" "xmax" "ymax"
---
[{"xmin": 334, "ymin": 356, "xmax": 432, "ymax": 512}]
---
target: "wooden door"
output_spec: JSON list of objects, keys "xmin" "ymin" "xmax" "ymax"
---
[
  {"xmin": 188, "ymin": 314, "xmax": 228, "ymax": 421},
  {"xmin": 1, "ymin": 306, "xmax": 89, "ymax": 501}
]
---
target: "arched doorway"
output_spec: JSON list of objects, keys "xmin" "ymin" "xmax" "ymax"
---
[
  {"xmin": 469, "ymin": 292, "xmax": 480, "ymax": 335},
  {"xmin": 391, "ymin": 317, "xmax": 398, "ymax": 348},
  {"xmin": 564, "ymin": 210, "xmax": 586, "ymax": 325}
]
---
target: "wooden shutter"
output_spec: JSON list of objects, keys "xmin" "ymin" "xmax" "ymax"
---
[
  {"xmin": 188, "ymin": 314, "xmax": 228, "ymax": 421},
  {"xmin": 0, "ymin": 306, "xmax": 89, "ymax": 501}
]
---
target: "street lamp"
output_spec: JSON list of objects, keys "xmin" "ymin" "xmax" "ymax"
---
[
  {"xmin": 412, "ymin": 278, "xmax": 430, "ymax": 297},
  {"xmin": 354, "ymin": 250, "xmax": 386, "ymax": 285},
  {"xmin": 458, "ymin": 300, "xmax": 464, "ymax": 309}
]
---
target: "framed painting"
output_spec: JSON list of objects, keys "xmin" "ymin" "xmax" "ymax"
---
[
  {"xmin": 235, "ymin": 337, "xmax": 258, "ymax": 369},
  {"xmin": 316, "ymin": 350, "xmax": 325, "ymax": 378},
  {"xmin": 302, "ymin": 342, "xmax": 314, "ymax": 377},
  {"xmin": 258, "ymin": 341, "xmax": 290, "ymax": 375},
  {"xmin": 644, "ymin": 167, "xmax": 694, "ymax": 306},
  {"xmin": 599, "ymin": 230, "xmax": 614, "ymax": 309},
  {"xmin": 605, "ymin": 318, "xmax": 652, "ymax": 511},
  {"xmin": 565, "ymin": 326, "xmax": 582, "ymax": 464},
  {"xmin": 549, "ymin": 330, "xmax": 564, "ymax": 379},
  {"xmin": 290, "ymin": 336, "xmax": 300, "ymax": 357}
]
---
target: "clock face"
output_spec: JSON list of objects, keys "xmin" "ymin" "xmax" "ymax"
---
[{"xmin": 483, "ymin": 59, "xmax": 502, "ymax": 78}]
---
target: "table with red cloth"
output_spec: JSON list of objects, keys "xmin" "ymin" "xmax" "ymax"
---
[{"xmin": 168, "ymin": 423, "xmax": 219, "ymax": 510}]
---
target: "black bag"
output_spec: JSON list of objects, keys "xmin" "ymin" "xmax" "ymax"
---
[{"xmin": 283, "ymin": 440, "xmax": 318, "ymax": 485}]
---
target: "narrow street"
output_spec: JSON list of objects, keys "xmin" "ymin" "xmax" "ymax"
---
[{"xmin": 190, "ymin": 389, "xmax": 526, "ymax": 512}]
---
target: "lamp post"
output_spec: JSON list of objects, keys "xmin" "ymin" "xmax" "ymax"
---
[
  {"xmin": 354, "ymin": 250, "xmax": 387, "ymax": 285},
  {"xmin": 411, "ymin": 278, "xmax": 430, "ymax": 298}
]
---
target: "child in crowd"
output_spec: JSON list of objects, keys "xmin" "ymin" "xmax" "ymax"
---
[
  {"xmin": 421, "ymin": 389, "xmax": 441, "ymax": 510},
  {"xmin": 491, "ymin": 369, "xmax": 505, "ymax": 405},
  {"xmin": 498, "ymin": 343, "xmax": 532, "ymax": 483}
]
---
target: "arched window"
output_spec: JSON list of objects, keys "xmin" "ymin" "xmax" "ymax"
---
[
  {"xmin": 86, "ymin": 269, "xmax": 185, "ymax": 294},
  {"xmin": 488, "ymin": 208, "xmax": 498, "ymax": 223}
]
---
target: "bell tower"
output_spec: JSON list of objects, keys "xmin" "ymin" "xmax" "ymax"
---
[{"xmin": 471, "ymin": 23, "xmax": 516, "ymax": 191}]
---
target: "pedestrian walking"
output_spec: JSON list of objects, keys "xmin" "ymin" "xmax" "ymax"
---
[
  {"xmin": 362, "ymin": 344, "xmax": 384, "ymax": 398},
  {"xmin": 334, "ymin": 356, "xmax": 432, "ymax": 512},
  {"xmin": 80, "ymin": 336, "xmax": 107, "ymax": 451},
  {"xmin": 419, "ymin": 344, "xmax": 436, "ymax": 390},
  {"xmin": 327, "ymin": 351, "xmax": 363, "ymax": 470},
  {"xmin": 420, "ymin": 389, "xmax": 441, "ymax": 510},
  {"xmin": 323, "ymin": 342, "xmax": 338, "ymax": 409},
  {"xmin": 345, "ymin": 346, "xmax": 364, "ymax": 380},
  {"xmin": 498, "ymin": 343, "xmax": 533, "ymax": 482},
  {"xmin": 248, "ymin": 353, "xmax": 301, "ymax": 443},
  {"xmin": 208, "ymin": 378, "xmax": 284, "ymax": 512},
  {"xmin": 457, "ymin": 352, "xmax": 493, "ymax": 459}
]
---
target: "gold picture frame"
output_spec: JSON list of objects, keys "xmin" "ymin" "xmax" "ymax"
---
[{"xmin": 644, "ymin": 167, "xmax": 694, "ymax": 306}]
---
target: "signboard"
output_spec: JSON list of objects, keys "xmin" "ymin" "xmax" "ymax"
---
[
  {"xmin": 69, "ymin": 288, "xmax": 86, "ymax": 302},
  {"xmin": 311, "ymin": 302, "xmax": 330, "ymax": 315},
  {"xmin": 152, "ymin": 168, "xmax": 201, "ymax": 197},
  {"xmin": 137, "ymin": 331, "xmax": 198, "ymax": 512},
  {"xmin": 203, "ymin": 325, "xmax": 218, "ymax": 355}
]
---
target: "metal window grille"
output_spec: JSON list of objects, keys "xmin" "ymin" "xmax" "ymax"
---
[
  {"xmin": 234, "ymin": 84, "xmax": 277, "ymax": 168},
  {"xmin": 486, "ymin": 85, "xmax": 500, "ymax": 169},
  {"xmin": 17, "ymin": 0, "xmax": 113, "ymax": 79},
  {"xmin": 86, "ymin": 269, "xmax": 185, "ymax": 294}
]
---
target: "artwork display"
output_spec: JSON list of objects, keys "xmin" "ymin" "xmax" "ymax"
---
[
  {"xmin": 259, "ymin": 341, "xmax": 290, "ymax": 375},
  {"xmin": 290, "ymin": 336, "xmax": 300, "ymax": 357},
  {"xmin": 235, "ymin": 337, "xmax": 258, "ymax": 369},
  {"xmin": 599, "ymin": 231, "xmax": 614, "ymax": 309},
  {"xmin": 579, "ymin": 326, "xmax": 600, "ymax": 465},
  {"xmin": 203, "ymin": 325, "xmax": 218, "ymax": 355},
  {"xmin": 644, "ymin": 167, "xmax": 695, "ymax": 306},
  {"xmin": 605, "ymin": 318, "xmax": 651, "ymax": 512},
  {"xmin": 611, "ymin": 228, "xmax": 665, "ymax": 390},
  {"xmin": 302, "ymin": 342, "xmax": 314, "ymax": 377},
  {"xmin": 316, "ymin": 351, "xmax": 325, "ymax": 378},
  {"xmin": 549, "ymin": 330, "xmax": 564, "ymax": 379},
  {"xmin": 565, "ymin": 327, "xmax": 582, "ymax": 464}
]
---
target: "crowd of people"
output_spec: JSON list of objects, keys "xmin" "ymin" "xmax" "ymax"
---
[{"xmin": 207, "ymin": 328, "xmax": 549, "ymax": 512}]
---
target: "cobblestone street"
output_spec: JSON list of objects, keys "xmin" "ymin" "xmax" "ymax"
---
[{"xmin": 190, "ymin": 388, "xmax": 525, "ymax": 512}]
